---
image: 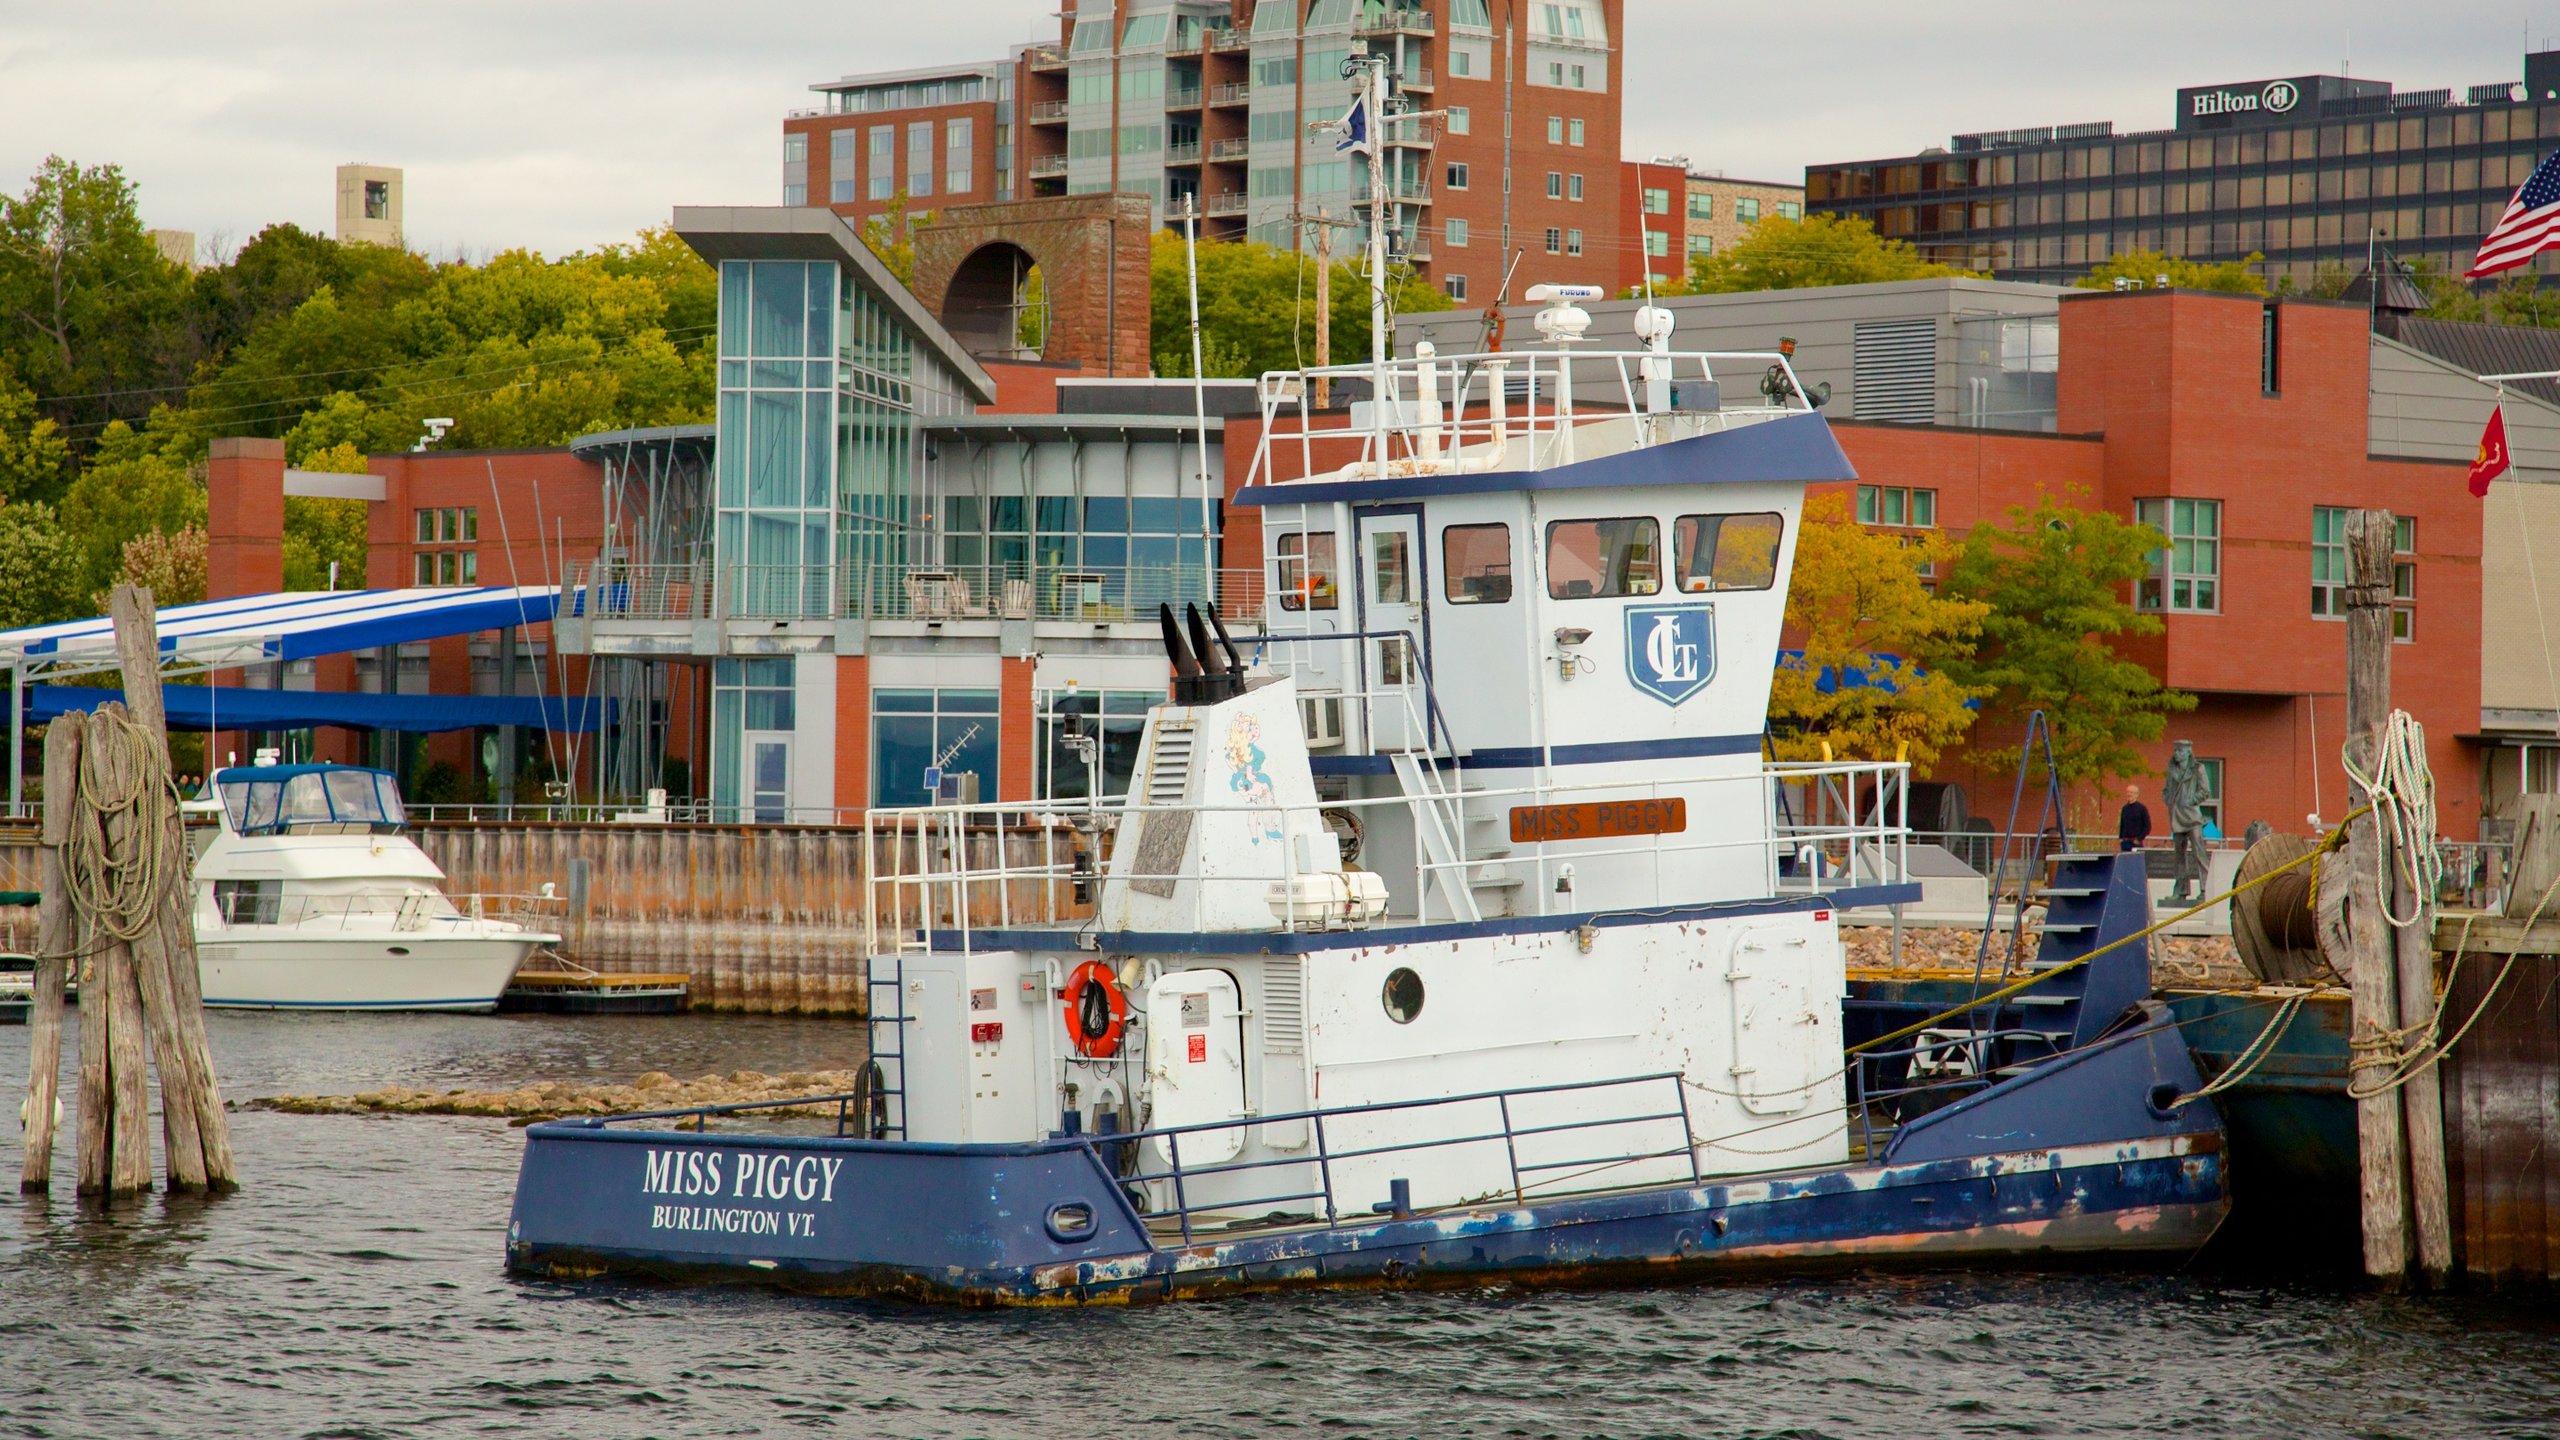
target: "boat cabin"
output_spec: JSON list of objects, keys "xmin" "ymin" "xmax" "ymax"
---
[{"xmin": 212, "ymin": 764, "xmax": 409, "ymax": 838}]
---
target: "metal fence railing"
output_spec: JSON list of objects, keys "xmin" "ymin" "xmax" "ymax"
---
[{"xmin": 567, "ymin": 561, "xmax": 1266, "ymax": 628}]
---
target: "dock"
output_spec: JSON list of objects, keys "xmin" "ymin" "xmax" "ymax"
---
[{"xmin": 498, "ymin": 967, "xmax": 690, "ymax": 1015}]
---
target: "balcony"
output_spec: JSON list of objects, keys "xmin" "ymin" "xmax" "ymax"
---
[
  {"xmin": 1207, "ymin": 191, "xmax": 1248, "ymax": 216},
  {"xmin": 1027, "ymin": 99, "xmax": 1069, "ymax": 123},
  {"xmin": 1030, "ymin": 154, "xmax": 1069, "ymax": 178},
  {"xmin": 1357, "ymin": 8, "xmax": 1434, "ymax": 35},
  {"xmin": 1025, "ymin": 47, "xmax": 1066, "ymax": 72},
  {"xmin": 1166, "ymin": 141, "xmax": 1203, "ymax": 165},
  {"xmin": 1167, "ymin": 86, "xmax": 1204, "ymax": 110},
  {"xmin": 1208, "ymin": 136, "xmax": 1252, "ymax": 161},
  {"xmin": 1210, "ymin": 81, "xmax": 1251, "ymax": 106},
  {"xmin": 854, "ymin": 564, "xmax": 1268, "ymax": 625},
  {"xmin": 1399, "ymin": 67, "xmax": 1435, "ymax": 90},
  {"xmin": 1210, "ymin": 28, "xmax": 1249, "ymax": 51},
  {"xmin": 572, "ymin": 561, "xmax": 1266, "ymax": 627}
]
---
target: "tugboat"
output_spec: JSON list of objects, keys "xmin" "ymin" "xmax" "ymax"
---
[
  {"xmin": 507, "ymin": 343, "xmax": 2225, "ymax": 1303},
  {"xmin": 503, "ymin": 57, "xmax": 2224, "ymax": 1301}
]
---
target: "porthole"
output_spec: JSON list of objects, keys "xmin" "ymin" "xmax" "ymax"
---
[{"xmin": 1382, "ymin": 967, "xmax": 1424, "ymax": 1024}]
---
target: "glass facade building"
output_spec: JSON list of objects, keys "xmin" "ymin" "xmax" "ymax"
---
[{"xmin": 1808, "ymin": 59, "xmax": 2560, "ymax": 285}]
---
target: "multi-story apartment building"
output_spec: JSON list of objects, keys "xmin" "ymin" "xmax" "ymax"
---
[
  {"xmin": 1807, "ymin": 47, "xmax": 2560, "ymax": 287},
  {"xmin": 786, "ymin": 0, "xmax": 1627, "ymax": 304},
  {"xmin": 1616, "ymin": 158, "xmax": 1804, "ymax": 291}
]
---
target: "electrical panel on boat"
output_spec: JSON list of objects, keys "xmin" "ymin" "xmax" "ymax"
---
[{"xmin": 891, "ymin": 950, "xmax": 1050, "ymax": 1144}]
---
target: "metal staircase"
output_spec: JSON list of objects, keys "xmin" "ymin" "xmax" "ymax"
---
[{"xmin": 1984, "ymin": 851, "xmax": 2157, "ymax": 1072}]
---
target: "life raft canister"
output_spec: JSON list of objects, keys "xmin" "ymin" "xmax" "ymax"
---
[{"xmin": 1062, "ymin": 959, "xmax": 1128, "ymax": 1059}]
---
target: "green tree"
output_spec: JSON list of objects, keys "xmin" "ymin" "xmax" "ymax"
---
[
  {"xmin": 859, "ymin": 194, "xmax": 934, "ymax": 288},
  {"xmin": 282, "ymin": 441, "xmax": 372, "ymax": 591},
  {"xmin": 102, "ymin": 524, "xmax": 205, "ymax": 610},
  {"xmin": 1939, "ymin": 492, "xmax": 2197, "ymax": 785},
  {"xmin": 1148, "ymin": 232, "xmax": 1450, "ymax": 379},
  {"xmin": 1769, "ymin": 493, "xmax": 1987, "ymax": 772},
  {"xmin": 2075, "ymin": 249, "xmax": 2267, "ymax": 295},
  {"xmin": 56, "ymin": 419, "xmax": 204, "ymax": 595},
  {"xmin": 1675, "ymin": 213, "xmax": 1965, "ymax": 295},
  {"xmin": 0, "ymin": 501, "xmax": 85, "ymax": 628},
  {"xmin": 0, "ymin": 157, "xmax": 192, "ymax": 432},
  {"xmin": 0, "ymin": 366, "xmax": 70, "ymax": 503}
]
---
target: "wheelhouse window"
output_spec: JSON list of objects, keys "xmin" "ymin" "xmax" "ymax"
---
[
  {"xmin": 1442, "ymin": 523, "xmax": 1512, "ymax": 603},
  {"xmin": 1276, "ymin": 531, "xmax": 1339, "ymax": 610},
  {"xmin": 1545, "ymin": 517, "xmax": 1661, "ymax": 599},
  {"xmin": 1674, "ymin": 512, "xmax": 1783, "ymax": 592}
]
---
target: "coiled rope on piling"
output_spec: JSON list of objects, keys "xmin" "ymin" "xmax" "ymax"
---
[
  {"xmin": 2343, "ymin": 709, "xmax": 2441, "ymax": 930},
  {"xmin": 60, "ymin": 705, "xmax": 185, "ymax": 947}
]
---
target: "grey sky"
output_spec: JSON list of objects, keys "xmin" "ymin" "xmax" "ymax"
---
[{"xmin": 0, "ymin": 2, "xmax": 2548, "ymax": 259}]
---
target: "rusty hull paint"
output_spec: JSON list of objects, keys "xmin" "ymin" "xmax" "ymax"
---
[{"xmin": 510, "ymin": 1131, "xmax": 2226, "ymax": 1307}]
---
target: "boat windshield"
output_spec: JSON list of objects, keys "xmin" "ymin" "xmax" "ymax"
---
[{"xmin": 215, "ymin": 766, "xmax": 407, "ymax": 836}]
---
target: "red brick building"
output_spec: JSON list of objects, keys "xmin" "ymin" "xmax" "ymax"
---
[
  {"xmin": 201, "ymin": 438, "xmax": 653, "ymax": 803},
  {"xmin": 1821, "ymin": 290, "xmax": 2483, "ymax": 839},
  {"xmin": 789, "ymin": 0, "xmax": 1627, "ymax": 305}
]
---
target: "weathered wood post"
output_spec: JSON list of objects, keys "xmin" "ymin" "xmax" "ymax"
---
[
  {"xmin": 2335, "ymin": 508, "xmax": 2410, "ymax": 1280},
  {"xmin": 109, "ymin": 585, "xmax": 234, "ymax": 1189},
  {"xmin": 2395, "ymin": 785, "xmax": 2454, "ymax": 1285},
  {"xmin": 18, "ymin": 716, "xmax": 81, "ymax": 1191}
]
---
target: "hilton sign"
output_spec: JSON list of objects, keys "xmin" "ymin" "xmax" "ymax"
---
[{"xmin": 2191, "ymin": 79, "xmax": 2302, "ymax": 118}]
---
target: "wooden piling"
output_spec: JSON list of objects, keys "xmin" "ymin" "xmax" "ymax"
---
[
  {"xmin": 18, "ymin": 717, "xmax": 81, "ymax": 1192},
  {"xmin": 2395, "ymin": 842, "xmax": 2455, "ymax": 1283},
  {"xmin": 2338, "ymin": 508, "xmax": 2411, "ymax": 1281},
  {"xmin": 109, "ymin": 586, "xmax": 233, "ymax": 1189}
]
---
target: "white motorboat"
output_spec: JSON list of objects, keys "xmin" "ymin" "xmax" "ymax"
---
[{"xmin": 193, "ymin": 763, "xmax": 559, "ymax": 1011}]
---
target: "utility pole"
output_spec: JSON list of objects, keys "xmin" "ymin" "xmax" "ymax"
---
[{"xmin": 1297, "ymin": 207, "xmax": 1356, "ymax": 406}]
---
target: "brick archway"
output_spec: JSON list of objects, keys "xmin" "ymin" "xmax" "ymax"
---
[{"xmin": 911, "ymin": 194, "xmax": 1154, "ymax": 378}]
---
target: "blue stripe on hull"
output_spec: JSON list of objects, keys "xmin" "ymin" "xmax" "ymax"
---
[{"xmin": 506, "ymin": 1138, "xmax": 2226, "ymax": 1305}]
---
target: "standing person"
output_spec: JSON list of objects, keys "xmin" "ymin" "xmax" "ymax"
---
[
  {"xmin": 2116, "ymin": 783, "xmax": 2152, "ymax": 853},
  {"xmin": 2161, "ymin": 740, "xmax": 2207, "ymax": 902}
]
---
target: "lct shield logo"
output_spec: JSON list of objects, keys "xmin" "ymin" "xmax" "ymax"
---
[{"xmin": 1625, "ymin": 603, "xmax": 1715, "ymax": 706}]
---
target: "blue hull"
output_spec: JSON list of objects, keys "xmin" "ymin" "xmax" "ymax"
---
[{"xmin": 505, "ymin": 1016, "xmax": 2229, "ymax": 1305}]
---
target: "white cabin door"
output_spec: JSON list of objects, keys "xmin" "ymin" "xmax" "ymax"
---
[
  {"xmin": 1358, "ymin": 509, "xmax": 1428, "ymax": 753},
  {"xmin": 743, "ymin": 732, "xmax": 791, "ymax": 824},
  {"xmin": 1144, "ymin": 968, "xmax": 1247, "ymax": 1167}
]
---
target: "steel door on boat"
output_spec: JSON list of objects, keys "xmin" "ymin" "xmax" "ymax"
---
[{"xmin": 1355, "ymin": 507, "xmax": 1431, "ymax": 753}]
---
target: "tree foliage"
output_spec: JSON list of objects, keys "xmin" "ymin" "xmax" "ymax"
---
[
  {"xmin": 858, "ymin": 194, "xmax": 933, "ymax": 288},
  {"xmin": 283, "ymin": 441, "xmax": 373, "ymax": 593},
  {"xmin": 2074, "ymin": 249, "xmax": 2268, "ymax": 296},
  {"xmin": 0, "ymin": 367, "xmax": 69, "ymax": 503},
  {"xmin": 1670, "ymin": 214, "xmax": 1966, "ymax": 296},
  {"xmin": 0, "ymin": 157, "xmax": 190, "ymax": 432},
  {"xmin": 57, "ymin": 419, "xmax": 203, "ymax": 598},
  {"xmin": 0, "ymin": 500, "xmax": 84, "ymax": 628},
  {"xmin": 1939, "ymin": 493, "xmax": 2197, "ymax": 785},
  {"xmin": 1769, "ymin": 494, "xmax": 1987, "ymax": 772},
  {"xmin": 1148, "ymin": 232, "xmax": 1450, "ymax": 379},
  {"xmin": 104, "ymin": 524, "xmax": 205, "ymax": 611}
]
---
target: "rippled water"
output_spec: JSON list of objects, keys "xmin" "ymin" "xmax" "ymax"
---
[{"xmin": 4, "ymin": 1012, "xmax": 2559, "ymax": 1439}]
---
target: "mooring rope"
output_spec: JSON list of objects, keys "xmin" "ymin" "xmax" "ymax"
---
[
  {"xmin": 2345, "ymin": 863, "xmax": 2560, "ymax": 1100},
  {"xmin": 60, "ymin": 706, "xmax": 186, "ymax": 948},
  {"xmin": 2343, "ymin": 709, "xmax": 2441, "ymax": 930}
]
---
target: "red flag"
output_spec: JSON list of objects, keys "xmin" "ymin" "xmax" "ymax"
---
[{"xmin": 2470, "ymin": 404, "xmax": 2511, "ymax": 498}]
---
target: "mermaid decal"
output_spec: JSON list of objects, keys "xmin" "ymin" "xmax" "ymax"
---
[{"xmin": 1226, "ymin": 713, "xmax": 1285, "ymax": 845}]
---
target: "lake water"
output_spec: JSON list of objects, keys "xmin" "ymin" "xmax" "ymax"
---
[{"xmin": 4, "ymin": 1012, "xmax": 2558, "ymax": 1439}]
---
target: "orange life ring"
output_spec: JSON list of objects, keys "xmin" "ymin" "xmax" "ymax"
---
[{"xmin": 1062, "ymin": 960, "xmax": 1128, "ymax": 1059}]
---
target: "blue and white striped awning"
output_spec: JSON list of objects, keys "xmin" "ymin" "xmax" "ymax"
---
[{"xmin": 0, "ymin": 587, "xmax": 562, "ymax": 669}]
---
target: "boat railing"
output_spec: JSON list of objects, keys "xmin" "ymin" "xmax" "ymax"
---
[
  {"xmin": 1245, "ymin": 347, "xmax": 1817, "ymax": 487},
  {"xmin": 211, "ymin": 889, "xmax": 563, "ymax": 933},
  {"xmin": 858, "ymin": 756, "xmax": 1908, "ymax": 947},
  {"xmin": 1110, "ymin": 1070, "xmax": 1697, "ymax": 1244}
]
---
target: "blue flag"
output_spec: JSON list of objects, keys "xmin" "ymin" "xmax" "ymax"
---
[{"xmin": 1334, "ymin": 94, "xmax": 1374, "ymax": 157}]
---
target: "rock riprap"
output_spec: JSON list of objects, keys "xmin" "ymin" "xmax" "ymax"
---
[{"xmin": 249, "ymin": 1069, "xmax": 864, "ymax": 1123}]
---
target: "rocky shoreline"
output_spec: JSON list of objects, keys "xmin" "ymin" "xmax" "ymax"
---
[{"xmin": 247, "ymin": 1069, "xmax": 863, "ymax": 1125}]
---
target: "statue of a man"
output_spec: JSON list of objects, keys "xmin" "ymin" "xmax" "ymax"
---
[{"xmin": 2162, "ymin": 740, "xmax": 2207, "ymax": 902}]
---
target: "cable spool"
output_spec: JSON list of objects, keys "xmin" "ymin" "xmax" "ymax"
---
[{"xmin": 2230, "ymin": 832, "xmax": 2337, "ymax": 984}]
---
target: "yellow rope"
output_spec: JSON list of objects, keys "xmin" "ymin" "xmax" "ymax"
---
[{"xmin": 59, "ymin": 706, "xmax": 186, "ymax": 951}]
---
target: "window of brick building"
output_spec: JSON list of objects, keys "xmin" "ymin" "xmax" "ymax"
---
[
  {"xmin": 1447, "ymin": 161, "xmax": 1469, "ymax": 190},
  {"xmin": 1643, "ymin": 187, "xmax": 1670, "ymax": 215},
  {"xmin": 1445, "ymin": 274, "xmax": 1468, "ymax": 301},
  {"xmin": 1857, "ymin": 486, "xmax": 1936, "ymax": 528},
  {"xmin": 1569, "ymin": 118, "xmax": 1585, "ymax": 145},
  {"xmin": 2312, "ymin": 508, "xmax": 2415, "ymax": 640},
  {"xmin": 2135, "ymin": 497, "xmax": 2220, "ymax": 613},
  {"xmin": 1569, "ymin": 173, "xmax": 1584, "ymax": 201},
  {"xmin": 1544, "ymin": 226, "xmax": 1562, "ymax": 254},
  {"xmin": 1547, "ymin": 116, "xmax": 1563, "ymax": 144},
  {"xmin": 1546, "ymin": 171, "xmax": 1563, "ymax": 199},
  {"xmin": 1565, "ymin": 228, "xmax": 1583, "ymax": 256},
  {"xmin": 1737, "ymin": 197, "xmax": 1760, "ymax": 224},
  {"xmin": 413, "ymin": 507, "xmax": 479, "ymax": 587}
]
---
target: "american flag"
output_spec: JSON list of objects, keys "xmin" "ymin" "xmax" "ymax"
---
[{"xmin": 2468, "ymin": 149, "xmax": 2560, "ymax": 277}]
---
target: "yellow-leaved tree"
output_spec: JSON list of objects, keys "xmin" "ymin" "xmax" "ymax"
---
[{"xmin": 1767, "ymin": 493, "xmax": 1988, "ymax": 773}]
